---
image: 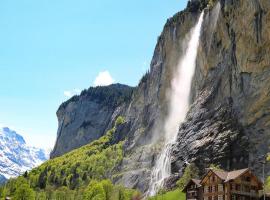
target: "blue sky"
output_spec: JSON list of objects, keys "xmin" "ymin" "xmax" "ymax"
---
[{"xmin": 0, "ymin": 0, "xmax": 187, "ymax": 149}]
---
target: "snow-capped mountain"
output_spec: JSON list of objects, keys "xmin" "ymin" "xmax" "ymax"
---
[{"xmin": 0, "ymin": 127, "xmax": 49, "ymax": 180}]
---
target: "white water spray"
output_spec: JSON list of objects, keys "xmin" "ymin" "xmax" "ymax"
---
[{"xmin": 148, "ymin": 11, "xmax": 204, "ymax": 196}]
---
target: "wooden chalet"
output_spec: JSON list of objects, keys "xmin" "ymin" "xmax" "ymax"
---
[
  {"xmin": 183, "ymin": 179, "xmax": 203, "ymax": 200},
  {"xmin": 183, "ymin": 168, "xmax": 263, "ymax": 200}
]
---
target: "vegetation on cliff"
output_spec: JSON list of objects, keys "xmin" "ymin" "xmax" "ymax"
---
[
  {"xmin": 0, "ymin": 117, "xmax": 140, "ymax": 200},
  {"xmin": 176, "ymin": 163, "xmax": 200, "ymax": 190},
  {"xmin": 59, "ymin": 84, "xmax": 134, "ymax": 111}
]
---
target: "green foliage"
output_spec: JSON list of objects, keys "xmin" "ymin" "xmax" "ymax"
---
[
  {"xmin": 83, "ymin": 180, "xmax": 106, "ymax": 200},
  {"xmin": 209, "ymin": 164, "xmax": 222, "ymax": 170},
  {"xmin": 28, "ymin": 126, "xmax": 124, "ymax": 191},
  {"xmin": 13, "ymin": 183, "xmax": 35, "ymax": 200},
  {"xmin": 265, "ymin": 177, "xmax": 270, "ymax": 193},
  {"xmin": 115, "ymin": 116, "xmax": 125, "ymax": 126},
  {"xmin": 176, "ymin": 163, "xmax": 199, "ymax": 190},
  {"xmin": 0, "ymin": 119, "xmax": 140, "ymax": 200},
  {"xmin": 208, "ymin": 0, "xmax": 217, "ymax": 8},
  {"xmin": 148, "ymin": 189, "xmax": 185, "ymax": 200},
  {"xmin": 79, "ymin": 179, "xmax": 139, "ymax": 200},
  {"xmin": 0, "ymin": 185, "xmax": 7, "ymax": 200},
  {"xmin": 60, "ymin": 84, "xmax": 134, "ymax": 110}
]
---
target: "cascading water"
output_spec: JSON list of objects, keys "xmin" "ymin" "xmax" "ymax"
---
[{"xmin": 148, "ymin": 11, "xmax": 204, "ymax": 196}]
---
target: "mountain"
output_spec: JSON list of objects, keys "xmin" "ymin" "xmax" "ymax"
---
[
  {"xmin": 2, "ymin": 0, "xmax": 270, "ymax": 197},
  {"xmin": 0, "ymin": 127, "xmax": 49, "ymax": 181},
  {"xmin": 49, "ymin": 0, "xmax": 270, "ymax": 193},
  {"xmin": 50, "ymin": 83, "xmax": 134, "ymax": 158}
]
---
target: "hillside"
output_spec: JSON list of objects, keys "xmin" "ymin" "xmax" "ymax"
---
[
  {"xmin": 0, "ymin": 117, "xmax": 141, "ymax": 199},
  {"xmin": 50, "ymin": 84, "xmax": 134, "ymax": 158}
]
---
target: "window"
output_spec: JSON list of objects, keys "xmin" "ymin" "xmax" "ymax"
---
[
  {"xmin": 244, "ymin": 185, "xmax": 250, "ymax": 192},
  {"xmin": 218, "ymin": 184, "xmax": 223, "ymax": 192},
  {"xmin": 205, "ymin": 186, "xmax": 209, "ymax": 193},
  {"xmin": 218, "ymin": 195, "xmax": 223, "ymax": 200},
  {"xmin": 214, "ymin": 196, "xmax": 218, "ymax": 200},
  {"xmin": 235, "ymin": 184, "xmax": 241, "ymax": 191},
  {"xmin": 209, "ymin": 186, "xmax": 212, "ymax": 193}
]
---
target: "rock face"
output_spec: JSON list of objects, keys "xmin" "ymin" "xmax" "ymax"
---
[
  {"xmin": 51, "ymin": 0, "xmax": 270, "ymax": 193},
  {"xmin": 50, "ymin": 84, "xmax": 134, "ymax": 158},
  {"xmin": 171, "ymin": 0, "xmax": 270, "ymax": 181},
  {"xmin": 0, "ymin": 127, "xmax": 48, "ymax": 181}
]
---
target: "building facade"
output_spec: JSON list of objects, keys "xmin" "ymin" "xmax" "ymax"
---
[
  {"xmin": 183, "ymin": 179, "xmax": 203, "ymax": 200},
  {"xmin": 183, "ymin": 168, "xmax": 263, "ymax": 200}
]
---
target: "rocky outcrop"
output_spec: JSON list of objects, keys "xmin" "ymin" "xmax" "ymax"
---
[
  {"xmin": 171, "ymin": 0, "xmax": 270, "ymax": 181},
  {"xmin": 51, "ymin": 0, "xmax": 270, "ymax": 193},
  {"xmin": 50, "ymin": 84, "xmax": 134, "ymax": 158}
]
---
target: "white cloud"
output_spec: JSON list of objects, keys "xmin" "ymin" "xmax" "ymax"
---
[
  {"xmin": 94, "ymin": 70, "xmax": 115, "ymax": 87},
  {"xmin": 64, "ymin": 89, "xmax": 81, "ymax": 98}
]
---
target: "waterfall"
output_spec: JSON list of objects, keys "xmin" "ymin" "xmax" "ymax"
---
[{"xmin": 147, "ymin": 11, "xmax": 204, "ymax": 196}]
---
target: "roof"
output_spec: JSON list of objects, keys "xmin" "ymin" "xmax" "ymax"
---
[
  {"xmin": 210, "ymin": 168, "xmax": 250, "ymax": 182},
  {"xmin": 182, "ymin": 178, "xmax": 202, "ymax": 192},
  {"xmin": 192, "ymin": 179, "xmax": 202, "ymax": 186},
  {"xmin": 201, "ymin": 168, "xmax": 262, "ymax": 186},
  {"xmin": 225, "ymin": 168, "xmax": 249, "ymax": 182}
]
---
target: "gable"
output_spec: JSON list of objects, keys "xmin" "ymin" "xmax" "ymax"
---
[
  {"xmin": 201, "ymin": 170, "xmax": 224, "ymax": 185},
  {"xmin": 233, "ymin": 170, "xmax": 263, "ymax": 189},
  {"xmin": 183, "ymin": 179, "xmax": 201, "ymax": 192}
]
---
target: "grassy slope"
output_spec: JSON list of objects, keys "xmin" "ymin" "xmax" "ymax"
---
[{"xmin": 148, "ymin": 189, "xmax": 185, "ymax": 200}]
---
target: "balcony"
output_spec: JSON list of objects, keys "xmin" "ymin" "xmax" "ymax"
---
[{"xmin": 231, "ymin": 190, "xmax": 259, "ymax": 198}]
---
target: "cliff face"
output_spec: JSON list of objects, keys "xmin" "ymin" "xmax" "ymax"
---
[
  {"xmin": 50, "ymin": 84, "xmax": 134, "ymax": 158},
  {"xmin": 51, "ymin": 0, "xmax": 270, "ymax": 193},
  {"xmin": 171, "ymin": 0, "xmax": 270, "ymax": 181}
]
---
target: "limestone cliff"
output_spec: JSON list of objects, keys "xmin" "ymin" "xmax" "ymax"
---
[
  {"xmin": 51, "ymin": 0, "xmax": 270, "ymax": 193},
  {"xmin": 171, "ymin": 0, "xmax": 270, "ymax": 183},
  {"xmin": 50, "ymin": 84, "xmax": 134, "ymax": 158}
]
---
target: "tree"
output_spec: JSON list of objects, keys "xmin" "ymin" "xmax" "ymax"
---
[
  {"xmin": 176, "ymin": 163, "xmax": 199, "ymax": 190},
  {"xmin": 0, "ymin": 186, "xmax": 7, "ymax": 200},
  {"xmin": 83, "ymin": 181, "xmax": 106, "ymax": 200},
  {"xmin": 100, "ymin": 180, "xmax": 113, "ymax": 200},
  {"xmin": 209, "ymin": 164, "xmax": 222, "ymax": 170},
  {"xmin": 13, "ymin": 183, "xmax": 35, "ymax": 200},
  {"xmin": 23, "ymin": 171, "xmax": 28, "ymax": 178},
  {"xmin": 115, "ymin": 116, "xmax": 125, "ymax": 126}
]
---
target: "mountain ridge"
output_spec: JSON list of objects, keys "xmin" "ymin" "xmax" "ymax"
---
[{"xmin": 0, "ymin": 127, "xmax": 49, "ymax": 180}]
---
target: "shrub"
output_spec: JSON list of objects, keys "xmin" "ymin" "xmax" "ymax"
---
[
  {"xmin": 115, "ymin": 116, "xmax": 125, "ymax": 126},
  {"xmin": 176, "ymin": 163, "xmax": 199, "ymax": 190}
]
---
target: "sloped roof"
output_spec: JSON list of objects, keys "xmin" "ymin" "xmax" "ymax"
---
[
  {"xmin": 201, "ymin": 168, "xmax": 262, "ymax": 185},
  {"xmin": 183, "ymin": 178, "xmax": 202, "ymax": 192},
  {"xmin": 213, "ymin": 170, "xmax": 229, "ymax": 180},
  {"xmin": 191, "ymin": 179, "xmax": 202, "ymax": 186},
  {"xmin": 225, "ymin": 168, "xmax": 249, "ymax": 182},
  {"xmin": 211, "ymin": 168, "xmax": 250, "ymax": 182}
]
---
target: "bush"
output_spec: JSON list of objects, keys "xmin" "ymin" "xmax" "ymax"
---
[
  {"xmin": 115, "ymin": 116, "xmax": 125, "ymax": 126},
  {"xmin": 176, "ymin": 163, "xmax": 199, "ymax": 190},
  {"xmin": 13, "ymin": 183, "xmax": 35, "ymax": 200}
]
